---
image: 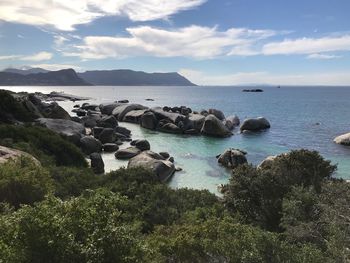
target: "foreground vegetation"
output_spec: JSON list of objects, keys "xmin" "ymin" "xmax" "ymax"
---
[{"xmin": 0, "ymin": 123, "xmax": 349, "ymax": 262}]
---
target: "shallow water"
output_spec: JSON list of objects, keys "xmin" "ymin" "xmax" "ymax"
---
[{"xmin": 6, "ymin": 85, "xmax": 350, "ymax": 192}]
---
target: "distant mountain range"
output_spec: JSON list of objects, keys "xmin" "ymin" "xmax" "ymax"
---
[
  {"xmin": 0, "ymin": 69, "xmax": 90, "ymax": 86},
  {"xmin": 0, "ymin": 67, "xmax": 196, "ymax": 86}
]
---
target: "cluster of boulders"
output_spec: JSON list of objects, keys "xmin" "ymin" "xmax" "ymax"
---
[{"xmin": 216, "ymin": 148, "xmax": 248, "ymax": 169}]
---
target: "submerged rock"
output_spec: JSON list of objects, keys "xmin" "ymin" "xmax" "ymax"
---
[
  {"xmin": 128, "ymin": 151, "xmax": 176, "ymax": 182},
  {"xmin": 334, "ymin": 133, "xmax": 350, "ymax": 146},
  {"xmin": 217, "ymin": 148, "xmax": 247, "ymax": 169}
]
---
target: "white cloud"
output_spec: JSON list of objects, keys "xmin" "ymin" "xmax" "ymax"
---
[
  {"xmin": 179, "ymin": 68, "xmax": 350, "ymax": 86},
  {"xmin": 20, "ymin": 51, "xmax": 53, "ymax": 61},
  {"xmin": 0, "ymin": 0, "xmax": 206, "ymax": 31},
  {"xmin": 307, "ymin": 53, "xmax": 341, "ymax": 60},
  {"xmin": 0, "ymin": 51, "xmax": 53, "ymax": 61},
  {"xmin": 66, "ymin": 25, "xmax": 277, "ymax": 59},
  {"xmin": 262, "ymin": 35, "xmax": 350, "ymax": 55},
  {"xmin": 30, "ymin": 63, "xmax": 82, "ymax": 71},
  {"xmin": 54, "ymin": 35, "xmax": 69, "ymax": 47}
]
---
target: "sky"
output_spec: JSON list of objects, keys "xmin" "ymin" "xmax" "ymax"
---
[{"xmin": 0, "ymin": 0, "xmax": 350, "ymax": 85}]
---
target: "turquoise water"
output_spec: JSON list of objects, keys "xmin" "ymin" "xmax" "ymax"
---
[{"xmin": 6, "ymin": 86, "xmax": 350, "ymax": 192}]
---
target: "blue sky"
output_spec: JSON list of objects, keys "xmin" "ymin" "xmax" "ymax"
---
[{"xmin": 0, "ymin": 0, "xmax": 350, "ymax": 85}]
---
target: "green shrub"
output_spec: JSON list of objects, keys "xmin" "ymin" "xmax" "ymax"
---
[
  {"xmin": 0, "ymin": 90, "xmax": 35, "ymax": 123},
  {"xmin": 0, "ymin": 124, "xmax": 87, "ymax": 167},
  {"xmin": 0, "ymin": 190, "xmax": 145, "ymax": 263},
  {"xmin": 0, "ymin": 157, "xmax": 53, "ymax": 208},
  {"xmin": 223, "ymin": 150, "xmax": 336, "ymax": 231},
  {"xmin": 50, "ymin": 166, "xmax": 100, "ymax": 199}
]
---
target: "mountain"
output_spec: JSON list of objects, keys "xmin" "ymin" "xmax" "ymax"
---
[
  {"xmin": 0, "ymin": 69, "xmax": 91, "ymax": 86},
  {"xmin": 78, "ymin": 69, "xmax": 196, "ymax": 86},
  {"xmin": 3, "ymin": 67, "xmax": 49, "ymax": 75}
]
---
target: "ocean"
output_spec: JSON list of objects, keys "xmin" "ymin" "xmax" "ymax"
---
[{"xmin": 6, "ymin": 85, "xmax": 350, "ymax": 193}]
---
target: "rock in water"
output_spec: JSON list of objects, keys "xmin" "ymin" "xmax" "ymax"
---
[
  {"xmin": 97, "ymin": 115, "xmax": 118, "ymax": 128},
  {"xmin": 128, "ymin": 151, "xmax": 176, "ymax": 182},
  {"xmin": 201, "ymin": 114, "xmax": 232, "ymax": 137},
  {"xmin": 131, "ymin": 139, "xmax": 151, "ymax": 151},
  {"xmin": 80, "ymin": 136, "xmax": 102, "ymax": 155},
  {"xmin": 103, "ymin": 143, "xmax": 119, "ymax": 152},
  {"xmin": 208, "ymin": 108, "xmax": 225, "ymax": 120},
  {"xmin": 112, "ymin": 104, "xmax": 148, "ymax": 121},
  {"xmin": 240, "ymin": 117, "xmax": 270, "ymax": 132},
  {"xmin": 115, "ymin": 147, "xmax": 141, "ymax": 159},
  {"xmin": 98, "ymin": 128, "xmax": 115, "ymax": 144},
  {"xmin": 224, "ymin": 115, "xmax": 240, "ymax": 130},
  {"xmin": 217, "ymin": 148, "xmax": 247, "ymax": 169},
  {"xmin": 90, "ymin": 153, "xmax": 104, "ymax": 174},
  {"xmin": 334, "ymin": 133, "xmax": 350, "ymax": 146},
  {"xmin": 140, "ymin": 112, "xmax": 158, "ymax": 130}
]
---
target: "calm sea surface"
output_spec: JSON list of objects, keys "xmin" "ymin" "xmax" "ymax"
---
[{"xmin": 6, "ymin": 86, "xmax": 350, "ymax": 192}]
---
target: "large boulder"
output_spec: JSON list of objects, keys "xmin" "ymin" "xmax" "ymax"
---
[
  {"xmin": 240, "ymin": 117, "xmax": 271, "ymax": 132},
  {"xmin": 188, "ymin": 113, "xmax": 205, "ymax": 131},
  {"xmin": 158, "ymin": 122, "xmax": 182, "ymax": 134},
  {"xmin": 42, "ymin": 102, "xmax": 71, "ymax": 120},
  {"xmin": 112, "ymin": 104, "xmax": 148, "ymax": 121},
  {"xmin": 217, "ymin": 148, "xmax": 247, "ymax": 169},
  {"xmin": 37, "ymin": 118, "xmax": 84, "ymax": 144},
  {"xmin": 201, "ymin": 115, "xmax": 232, "ymax": 137},
  {"xmin": 123, "ymin": 109, "xmax": 148, "ymax": 123},
  {"xmin": 99, "ymin": 103, "xmax": 122, "ymax": 115},
  {"xmin": 115, "ymin": 126, "xmax": 131, "ymax": 137},
  {"xmin": 128, "ymin": 151, "xmax": 176, "ymax": 182},
  {"xmin": 208, "ymin": 108, "xmax": 225, "ymax": 120},
  {"xmin": 103, "ymin": 143, "xmax": 119, "ymax": 152},
  {"xmin": 80, "ymin": 136, "xmax": 102, "ymax": 155},
  {"xmin": 258, "ymin": 155, "xmax": 278, "ymax": 169},
  {"xmin": 334, "ymin": 133, "xmax": 350, "ymax": 146},
  {"xmin": 140, "ymin": 111, "xmax": 158, "ymax": 130},
  {"xmin": 98, "ymin": 128, "xmax": 115, "ymax": 144},
  {"xmin": 0, "ymin": 145, "xmax": 40, "ymax": 165},
  {"xmin": 115, "ymin": 147, "xmax": 141, "ymax": 159},
  {"xmin": 151, "ymin": 107, "xmax": 186, "ymax": 124},
  {"xmin": 97, "ymin": 115, "xmax": 118, "ymax": 128},
  {"xmin": 90, "ymin": 152, "xmax": 104, "ymax": 174},
  {"xmin": 131, "ymin": 139, "xmax": 151, "ymax": 151}
]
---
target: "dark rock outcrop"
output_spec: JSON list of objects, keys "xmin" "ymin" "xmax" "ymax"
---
[
  {"xmin": 201, "ymin": 115, "xmax": 232, "ymax": 137},
  {"xmin": 80, "ymin": 136, "xmax": 102, "ymax": 155},
  {"xmin": 217, "ymin": 148, "xmax": 247, "ymax": 169},
  {"xmin": 240, "ymin": 117, "xmax": 271, "ymax": 132},
  {"xmin": 131, "ymin": 139, "xmax": 151, "ymax": 151},
  {"xmin": 115, "ymin": 147, "xmax": 141, "ymax": 159},
  {"xmin": 90, "ymin": 153, "xmax": 104, "ymax": 174}
]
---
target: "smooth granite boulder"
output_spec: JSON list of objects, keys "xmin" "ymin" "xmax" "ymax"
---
[
  {"xmin": 131, "ymin": 139, "xmax": 151, "ymax": 151},
  {"xmin": 334, "ymin": 133, "xmax": 350, "ymax": 146},
  {"xmin": 90, "ymin": 152, "xmax": 104, "ymax": 174},
  {"xmin": 217, "ymin": 148, "xmax": 247, "ymax": 169},
  {"xmin": 123, "ymin": 109, "xmax": 148, "ymax": 123},
  {"xmin": 112, "ymin": 104, "xmax": 148, "ymax": 121},
  {"xmin": 103, "ymin": 143, "xmax": 119, "ymax": 152},
  {"xmin": 258, "ymin": 155, "xmax": 278, "ymax": 169},
  {"xmin": 201, "ymin": 114, "xmax": 232, "ymax": 137},
  {"xmin": 188, "ymin": 113, "xmax": 205, "ymax": 131},
  {"xmin": 0, "ymin": 145, "xmax": 40, "ymax": 165},
  {"xmin": 80, "ymin": 136, "xmax": 103, "ymax": 155},
  {"xmin": 208, "ymin": 108, "xmax": 225, "ymax": 121},
  {"xmin": 140, "ymin": 111, "xmax": 158, "ymax": 130},
  {"xmin": 98, "ymin": 128, "xmax": 115, "ymax": 144},
  {"xmin": 115, "ymin": 126, "xmax": 131, "ymax": 137},
  {"xmin": 97, "ymin": 115, "xmax": 118, "ymax": 128},
  {"xmin": 158, "ymin": 123, "xmax": 182, "ymax": 134},
  {"xmin": 151, "ymin": 107, "xmax": 186, "ymax": 124},
  {"xmin": 240, "ymin": 117, "xmax": 271, "ymax": 132},
  {"xmin": 99, "ymin": 103, "xmax": 122, "ymax": 115},
  {"xmin": 115, "ymin": 147, "xmax": 141, "ymax": 159},
  {"xmin": 37, "ymin": 118, "xmax": 85, "ymax": 143},
  {"xmin": 128, "ymin": 151, "xmax": 176, "ymax": 182}
]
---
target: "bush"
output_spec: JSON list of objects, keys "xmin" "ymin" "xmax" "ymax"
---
[
  {"xmin": 223, "ymin": 150, "xmax": 336, "ymax": 231},
  {"xmin": 0, "ymin": 90, "xmax": 35, "ymax": 123},
  {"xmin": 50, "ymin": 166, "xmax": 100, "ymax": 199},
  {"xmin": 0, "ymin": 157, "xmax": 53, "ymax": 208},
  {"xmin": 0, "ymin": 190, "xmax": 145, "ymax": 263},
  {"xmin": 0, "ymin": 124, "xmax": 87, "ymax": 167}
]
